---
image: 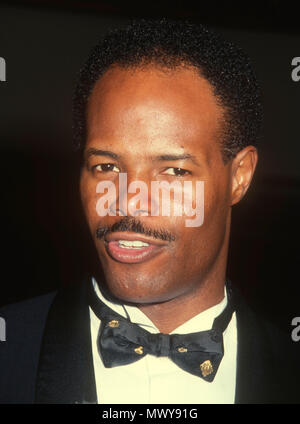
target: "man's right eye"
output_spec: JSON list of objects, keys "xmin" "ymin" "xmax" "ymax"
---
[{"xmin": 93, "ymin": 164, "xmax": 120, "ymax": 173}]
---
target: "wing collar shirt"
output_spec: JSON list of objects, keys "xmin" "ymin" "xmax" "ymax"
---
[{"xmin": 89, "ymin": 277, "xmax": 237, "ymax": 404}]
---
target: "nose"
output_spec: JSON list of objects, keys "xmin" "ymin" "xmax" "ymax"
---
[{"xmin": 110, "ymin": 173, "xmax": 159, "ymax": 217}]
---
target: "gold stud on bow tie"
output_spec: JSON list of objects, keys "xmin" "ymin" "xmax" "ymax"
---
[
  {"xmin": 134, "ymin": 346, "xmax": 144, "ymax": 355},
  {"xmin": 200, "ymin": 360, "xmax": 213, "ymax": 377},
  {"xmin": 108, "ymin": 320, "xmax": 119, "ymax": 328}
]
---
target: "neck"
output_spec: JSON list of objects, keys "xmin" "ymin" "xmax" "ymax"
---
[{"xmin": 137, "ymin": 271, "xmax": 226, "ymax": 334}]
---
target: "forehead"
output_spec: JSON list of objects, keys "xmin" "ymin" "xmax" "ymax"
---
[{"xmin": 86, "ymin": 65, "xmax": 225, "ymax": 158}]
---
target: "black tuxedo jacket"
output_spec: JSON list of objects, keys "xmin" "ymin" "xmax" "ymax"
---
[{"xmin": 0, "ymin": 279, "xmax": 299, "ymax": 404}]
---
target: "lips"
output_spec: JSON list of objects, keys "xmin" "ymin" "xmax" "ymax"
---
[{"xmin": 104, "ymin": 232, "xmax": 168, "ymax": 264}]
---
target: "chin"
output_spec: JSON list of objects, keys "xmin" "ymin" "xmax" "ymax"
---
[{"xmin": 103, "ymin": 273, "xmax": 173, "ymax": 305}]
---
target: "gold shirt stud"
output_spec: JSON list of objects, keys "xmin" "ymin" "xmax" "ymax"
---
[
  {"xmin": 134, "ymin": 346, "xmax": 144, "ymax": 355},
  {"xmin": 108, "ymin": 320, "xmax": 119, "ymax": 328},
  {"xmin": 177, "ymin": 347, "xmax": 188, "ymax": 353},
  {"xmin": 200, "ymin": 360, "xmax": 213, "ymax": 377}
]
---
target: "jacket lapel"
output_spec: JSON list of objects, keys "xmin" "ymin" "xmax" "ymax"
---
[{"xmin": 35, "ymin": 279, "xmax": 97, "ymax": 404}]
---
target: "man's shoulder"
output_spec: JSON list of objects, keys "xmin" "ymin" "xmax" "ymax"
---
[
  {"xmin": 0, "ymin": 291, "xmax": 57, "ymax": 333},
  {"xmin": 234, "ymin": 293, "xmax": 300, "ymax": 403},
  {"xmin": 236, "ymin": 295, "xmax": 297, "ymax": 346},
  {"xmin": 235, "ymin": 292, "xmax": 299, "ymax": 358},
  {"xmin": 0, "ymin": 290, "xmax": 57, "ymax": 356},
  {"xmin": 0, "ymin": 291, "xmax": 57, "ymax": 313},
  {"xmin": 0, "ymin": 291, "xmax": 57, "ymax": 404},
  {"xmin": 255, "ymin": 310, "xmax": 299, "ymax": 360}
]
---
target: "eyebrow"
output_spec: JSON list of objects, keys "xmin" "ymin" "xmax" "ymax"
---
[
  {"xmin": 85, "ymin": 148, "xmax": 120, "ymax": 160},
  {"xmin": 85, "ymin": 148, "xmax": 201, "ymax": 167},
  {"xmin": 152, "ymin": 154, "xmax": 201, "ymax": 167}
]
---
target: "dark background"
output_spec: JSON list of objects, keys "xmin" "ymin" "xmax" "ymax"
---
[{"xmin": 0, "ymin": 1, "xmax": 299, "ymax": 331}]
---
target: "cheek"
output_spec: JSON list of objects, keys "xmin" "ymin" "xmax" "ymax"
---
[
  {"xmin": 171, "ymin": 177, "xmax": 228, "ymax": 232},
  {"xmin": 195, "ymin": 181, "xmax": 230, "ymax": 259},
  {"xmin": 80, "ymin": 174, "xmax": 100, "ymax": 230},
  {"xmin": 175, "ymin": 179, "xmax": 230, "ymax": 255},
  {"xmin": 203, "ymin": 164, "xmax": 231, "ymax": 220}
]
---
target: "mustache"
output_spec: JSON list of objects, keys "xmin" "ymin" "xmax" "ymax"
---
[{"xmin": 96, "ymin": 216, "xmax": 175, "ymax": 242}]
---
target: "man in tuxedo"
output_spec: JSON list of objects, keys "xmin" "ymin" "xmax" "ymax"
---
[{"xmin": 0, "ymin": 19, "xmax": 299, "ymax": 404}]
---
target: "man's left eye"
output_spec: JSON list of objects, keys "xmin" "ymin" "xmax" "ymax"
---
[
  {"xmin": 94, "ymin": 164, "xmax": 120, "ymax": 173},
  {"xmin": 162, "ymin": 167, "xmax": 190, "ymax": 176}
]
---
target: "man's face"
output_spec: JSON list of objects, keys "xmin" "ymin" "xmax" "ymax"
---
[{"xmin": 80, "ymin": 65, "xmax": 239, "ymax": 304}]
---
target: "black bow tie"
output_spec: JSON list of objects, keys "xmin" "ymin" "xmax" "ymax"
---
[{"xmin": 88, "ymin": 280, "xmax": 234, "ymax": 382}]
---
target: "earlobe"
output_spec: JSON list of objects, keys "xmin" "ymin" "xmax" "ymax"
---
[{"xmin": 230, "ymin": 146, "xmax": 258, "ymax": 206}]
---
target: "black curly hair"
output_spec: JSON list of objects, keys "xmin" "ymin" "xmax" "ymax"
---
[{"xmin": 73, "ymin": 19, "xmax": 262, "ymax": 162}]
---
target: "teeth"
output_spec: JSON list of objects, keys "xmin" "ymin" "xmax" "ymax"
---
[{"xmin": 118, "ymin": 240, "xmax": 150, "ymax": 248}]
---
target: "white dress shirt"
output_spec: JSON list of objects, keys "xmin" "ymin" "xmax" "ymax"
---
[{"xmin": 89, "ymin": 278, "xmax": 237, "ymax": 404}]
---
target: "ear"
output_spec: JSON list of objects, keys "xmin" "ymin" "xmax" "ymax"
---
[{"xmin": 230, "ymin": 146, "xmax": 258, "ymax": 206}]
